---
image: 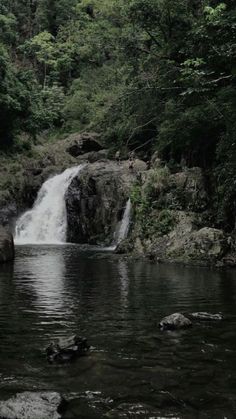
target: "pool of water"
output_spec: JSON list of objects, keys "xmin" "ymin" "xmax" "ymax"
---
[{"xmin": 0, "ymin": 245, "xmax": 236, "ymax": 418}]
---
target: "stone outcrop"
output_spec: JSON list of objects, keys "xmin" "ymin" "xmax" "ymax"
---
[
  {"xmin": 0, "ymin": 227, "xmax": 14, "ymax": 263},
  {"xmin": 131, "ymin": 165, "xmax": 234, "ymax": 266},
  {"xmin": 66, "ymin": 132, "xmax": 103, "ymax": 157},
  {"xmin": 167, "ymin": 227, "xmax": 228, "ymax": 263},
  {"xmin": 66, "ymin": 159, "xmax": 146, "ymax": 245},
  {"xmin": 0, "ymin": 392, "xmax": 64, "ymax": 419}
]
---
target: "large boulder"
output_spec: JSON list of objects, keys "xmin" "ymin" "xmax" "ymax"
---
[
  {"xmin": 66, "ymin": 132, "xmax": 103, "ymax": 157},
  {"xmin": 0, "ymin": 227, "xmax": 14, "ymax": 263},
  {"xmin": 0, "ymin": 392, "xmax": 64, "ymax": 419},
  {"xmin": 167, "ymin": 227, "xmax": 229, "ymax": 264}
]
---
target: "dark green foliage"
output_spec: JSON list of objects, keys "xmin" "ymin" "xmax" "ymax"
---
[
  {"xmin": 1, "ymin": 0, "xmax": 236, "ymax": 229},
  {"xmin": 131, "ymin": 182, "xmax": 175, "ymax": 238}
]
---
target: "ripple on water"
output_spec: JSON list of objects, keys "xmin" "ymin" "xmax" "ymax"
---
[{"xmin": 0, "ymin": 245, "xmax": 235, "ymax": 418}]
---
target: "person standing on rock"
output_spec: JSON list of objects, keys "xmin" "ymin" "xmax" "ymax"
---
[
  {"xmin": 128, "ymin": 151, "xmax": 135, "ymax": 171},
  {"xmin": 115, "ymin": 150, "xmax": 121, "ymax": 164}
]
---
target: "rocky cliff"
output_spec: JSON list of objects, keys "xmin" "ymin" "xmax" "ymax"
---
[
  {"xmin": 128, "ymin": 161, "xmax": 235, "ymax": 267},
  {"xmin": 66, "ymin": 160, "xmax": 146, "ymax": 245},
  {"xmin": 0, "ymin": 227, "xmax": 14, "ymax": 263}
]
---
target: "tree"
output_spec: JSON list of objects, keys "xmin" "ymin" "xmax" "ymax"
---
[{"xmin": 0, "ymin": 44, "xmax": 29, "ymax": 147}]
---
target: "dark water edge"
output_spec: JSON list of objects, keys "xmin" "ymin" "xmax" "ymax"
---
[{"xmin": 0, "ymin": 245, "xmax": 236, "ymax": 418}]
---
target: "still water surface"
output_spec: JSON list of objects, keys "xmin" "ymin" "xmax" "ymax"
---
[{"xmin": 0, "ymin": 245, "xmax": 236, "ymax": 418}]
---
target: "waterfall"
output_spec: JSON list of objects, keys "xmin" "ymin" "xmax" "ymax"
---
[
  {"xmin": 15, "ymin": 165, "xmax": 85, "ymax": 245},
  {"xmin": 116, "ymin": 199, "xmax": 132, "ymax": 245},
  {"xmin": 105, "ymin": 199, "xmax": 132, "ymax": 251}
]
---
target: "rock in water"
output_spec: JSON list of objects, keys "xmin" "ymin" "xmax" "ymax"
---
[
  {"xmin": 189, "ymin": 312, "xmax": 223, "ymax": 321},
  {"xmin": 0, "ymin": 392, "xmax": 63, "ymax": 419},
  {"xmin": 159, "ymin": 313, "xmax": 192, "ymax": 331},
  {"xmin": 46, "ymin": 336, "xmax": 90, "ymax": 364},
  {"xmin": 0, "ymin": 227, "xmax": 14, "ymax": 263},
  {"xmin": 105, "ymin": 403, "xmax": 162, "ymax": 418}
]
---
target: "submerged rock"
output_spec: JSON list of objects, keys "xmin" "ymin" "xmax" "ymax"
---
[
  {"xmin": 0, "ymin": 227, "xmax": 14, "ymax": 263},
  {"xmin": 105, "ymin": 403, "xmax": 162, "ymax": 419},
  {"xmin": 46, "ymin": 336, "xmax": 90, "ymax": 364},
  {"xmin": 0, "ymin": 392, "xmax": 64, "ymax": 419},
  {"xmin": 159, "ymin": 313, "xmax": 192, "ymax": 331},
  {"xmin": 189, "ymin": 312, "xmax": 223, "ymax": 321}
]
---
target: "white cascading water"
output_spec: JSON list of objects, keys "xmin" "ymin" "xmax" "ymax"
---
[
  {"xmin": 15, "ymin": 165, "xmax": 85, "ymax": 245},
  {"xmin": 116, "ymin": 199, "xmax": 132, "ymax": 245},
  {"xmin": 105, "ymin": 199, "xmax": 132, "ymax": 251}
]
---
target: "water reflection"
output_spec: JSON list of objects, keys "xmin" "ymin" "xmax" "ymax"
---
[
  {"xmin": 117, "ymin": 260, "xmax": 129, "ymax": 311},
  {"xmin": 0, "ymin": 246, "xmax": 235, "ymax": 418},
  {"xmin": 14, "ymin": 247, "xmax": 71, "ymax": 315}
]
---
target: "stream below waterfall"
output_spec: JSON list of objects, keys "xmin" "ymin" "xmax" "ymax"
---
[{"xmin": 0, "ymin": 245, "xmax": 236, "ymax": 418}]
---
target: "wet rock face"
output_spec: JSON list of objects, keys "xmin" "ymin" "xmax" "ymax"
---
[
  {"xmin": 0, "ymin": 392, "xmax": 64, "ymax": 419},
  {"xmin": 66, "ymin": 160, "xmax": 146, "ymax": 245},
  {"xmin": 0, "ymin": 204, "xmax": 17, "ymax": 229},
  {"xmin": 0, "ymin": 227, "xmax": 14, "ymax": 263},
  {"xmin": 159, "ymin": 313, "xmax": 192, "ymax": 331}
]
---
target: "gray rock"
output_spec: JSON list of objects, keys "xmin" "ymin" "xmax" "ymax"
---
[
  {"xmin": 66, "ymin": 132, "xmax": 103, "ymax": 157},
  {"xmin": 159, "ymin": 313, "xmax": 192, "ymax": 331},
  {"xmin": 76, "ymin": 149, "xmax": 109, "ymax": 163},
  {"xmin": 0, "ymin": 392, "xmax": 63, "ymax": 419},
  {"xmin": 166, "ymin": 226, "xmax": 229, "ymax": 265},
  {"xmin": 0, "ymin": 204, "xmax": 17, "ymax": 228},
  {"xmin": 0, "ymin": 227, "xmax": 14, "ymax": 263},
  {"xmin": 189, "ymin": 312, "xmax": 223, "ymax": 321}
]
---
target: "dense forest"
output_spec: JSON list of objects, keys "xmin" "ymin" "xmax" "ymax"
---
[{"xmin": 1, "ymin": 0, "xmax": 236, "ymax": 228}]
